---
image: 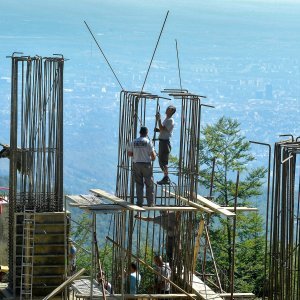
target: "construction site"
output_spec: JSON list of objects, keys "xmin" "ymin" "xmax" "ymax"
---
[{"xmin": 0, "ymin": 13, "xmax": 300, "ymax": 300}]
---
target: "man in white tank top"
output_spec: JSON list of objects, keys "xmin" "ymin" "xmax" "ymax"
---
[{"xmin": 155, "ymin": 105, "xmax": 176, "ymax": 185}]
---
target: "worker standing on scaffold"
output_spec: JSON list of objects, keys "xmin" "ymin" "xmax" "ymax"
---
[
  {"xmin": 155, "ymin": 105, "xmax": 176, "ymax": 185},
  {"xmin": 128, "ymin": 126, "xmax": 156, "ymax": 207}
]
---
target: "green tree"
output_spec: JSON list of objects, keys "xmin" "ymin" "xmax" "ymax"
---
[
  {"xmin": 199, "ymin": 117, "xmax": 266, "ymax": 293},
  {"xmin": 70, "ymin": 212, "xmax": 92, "ymax": 273},
  {"xmin": 70, "ymin": 212, "xmax": 113, "ymax": 275}
]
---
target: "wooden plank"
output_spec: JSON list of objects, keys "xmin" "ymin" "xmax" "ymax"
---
[
  {"xmin": 193, "ymin": 219, "xmax": 205, "ymax": 272},
  {"xmin": 166, "ymin": 191, "xmax": 213, "ymax": 213},
  {"xmin": 76, "ymin": 293, "xmax": 197, "ymax": 299},
  {"xmin": 191, "ymin": 274, "xmax": 223, "ymax": 300},
  {"xmin": 80, "ymin": 194, "xmax": 103, "ymax": 205},
  {"xmin": 42, "ymin": 268, "xmax": 85, "ymax": 300},
  {"xmin": 196, "ymin": 195, "xmax": 235, "ymax": 217},
  {"xmin": 0, "ymin": 266, "xmax": 9, "ymax": 273},
  {"xmin": 78, "ymin": 204, "xmax": 126, "ymax": 211},
  {"xmin": 79, "ymin": 205, "xmax": 196, "ymax": 212},
  {"xmin": 66, "ymin": 195, "xmax": 102, "ymax": 207},
  {"xmin": 220, "ymin": 292, "xmax": 255, "ymax": 298},
  {"xmin": 72, "ymin": 278, "xmax": 104, "ymax": 297},
  {"xmin": 66, "ymin": 195, "xmax": 89, "ymax": 205},
  {"xmin": 142, "ymin": 206, "xmax": 197, "ymax": 211},
  {"xmin": 222, "ymin": 207, "xmax": 258, "ymax": 212},
  {"xmin": 90, "ymin": 189, "xmax": 145, "ymax": 211}
]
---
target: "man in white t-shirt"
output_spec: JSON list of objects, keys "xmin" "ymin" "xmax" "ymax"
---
[
  {"xmin": 155, "ymin": 105, "xmax": 176, "ymax": 185},
  {"xmin": 128, "ymin": 127, "xmax": 156, "ymax": 206}
]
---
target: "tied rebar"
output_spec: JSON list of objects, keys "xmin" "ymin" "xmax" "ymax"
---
[
  {"xmin": 7, "ymin": 54, "xmax": 64, "ymax": 290},
  {"xmin": 111, "ymin": 89, "xmax": 215, "ymax": 295},
  {"xmin": 266, "ymin": 139, "xmax": 300, "ymax": 300}
]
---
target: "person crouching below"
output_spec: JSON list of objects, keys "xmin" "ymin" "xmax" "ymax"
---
[
  {"xmin": 154, "ymin": 255, "xmax": 171, "ymax": 294},
  {"xmin": 129, "ymin": 262, "xmax": 141, "ymax": 294}
]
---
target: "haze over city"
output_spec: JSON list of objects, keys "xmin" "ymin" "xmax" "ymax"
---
[{"xmin": 0, "ymin": 0, "xmax": 299, "ymax": 194}]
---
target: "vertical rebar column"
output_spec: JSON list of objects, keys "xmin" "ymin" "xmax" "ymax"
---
[
  {"xmin": 114, "ymin": 91, "xmax": 160, "ymax": 293},
  {"xmin": 267, "ymin": 140, "xmax": 300, "ymax": 300},
  {"xmin": 9, "ymin": 55, "xmax": 19, "ymax": 292},
  {"xmin": 8, "ymin": 54, "xmax": 65, "ymax": 295},
  {"xmin": 177, "ymin": 95, "xmax": 201, "ymax": 200},
  {"xmin": 168, "ymin": 92, "xmax": 203, "ymax": 289}
]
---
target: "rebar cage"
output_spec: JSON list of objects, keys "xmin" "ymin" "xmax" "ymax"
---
[
  {"xmin": 8, "ymin": 54, "xmax": 65, "ymax": 288},
  {"xmin": 111, "ymin": 90, "xmax": 206, "ymax": 294},
  {"xmin": 267, "ymin": 139, "xmax": 300, "ymax": 299}
]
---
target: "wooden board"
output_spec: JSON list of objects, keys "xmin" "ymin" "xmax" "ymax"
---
[
  {"xmin": 222, "ymin": 207, "xmax": 258, "ymax": 212},
  {"xmin": 78, "ymin": 204, "xmax": 126, "ymax": 211},
  {"xmin": 220, "ymin": 292, "xmax": 255, "ymax": 298},
  {"xmin": 66, "ymin": 195, "xmax": 102, "ymax": 207},
  {"xmin": 90, "ymin": 189, "xmax": 145, "ymax": 212},
  {"xmin": 71, "ymin": 278, "xmax": 106, "ymax": 297},
  {"xmin": 166, "ymin": 191, "xmax": 213, "ymax": 213},
  {"xmin": 142, "ymin": 206, "xmax": 197, "ymax": 211},
  {"xmin": 75, "ymin": 293, "xmax": 197, "ymax": 299},
  {"xmin": 196, "ymin": 195, "xmax": 235, "ymax": 217},
  {"xmin": 42, "ymin": 268, "xmax": 85, "ymax": 300},
  {"xmin": 193, "ymin": 219, "xmax": 205, "ymax": 272},
  {"xmin": 191, "ymin": 274, "xmax": 223, "ymax": 300}
]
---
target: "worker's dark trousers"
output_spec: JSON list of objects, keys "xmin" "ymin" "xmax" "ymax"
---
[{"xmin": 133, "ymin": 162, "xmax": 154, "ymax": 206}]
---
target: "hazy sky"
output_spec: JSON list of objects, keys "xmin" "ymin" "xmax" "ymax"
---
[
  {"xmin": 1, "ymin": 0, "xmax": 300, "ymax": 61},
  {"xmin": 1, "ymin": 0, "xmax": 299, "ymax": 193}
]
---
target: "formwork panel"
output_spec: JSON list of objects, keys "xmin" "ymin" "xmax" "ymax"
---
[{"xmin": 14, "ymin": 212, "xmax": 69, "ymax": 297}]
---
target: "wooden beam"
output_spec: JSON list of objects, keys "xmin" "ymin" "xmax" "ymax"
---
[
  {"xmin": 193, "ymin": 219, "xmax": 205, "ymax": 272},
  {"xmin": 196, "ymin": 195, "xmax": 235, "ymax": 217},
  {"xmin": 142, "ymin": 206, "xmax": 197, "ymax": 211},
  {"xmin": 222, "ymin": 207, "xmax": 258, "ymax": 212},
  {"xmin": 42, "ymin": 268, "xmax": 85, "ymax": 300},
  {"xmin": 78, "ymin": 204, "xmax": 126, "ymax": 211},
  {"xmin": 166, "ymin": 191, "xmax": 213, "ymax": 213},
  {"xmin": 90, "ymin": 189, "xmax": 145, "ymax": 212},
  {"xmin": 75, "ymin": 293, "xmax": 198, "ymax": 299},
  {"xmin": 191, "ymin": 274, "xmax": 223, "ymax": 300},
  {"xmin": 66, "ymin": 195, "xmax": 102, "ymax": 206},
  {"xmin": 220, "ymin": 292, "xmax": 255, "ymax": 298},
  {"xmin": 78, "ymin": 205, "xmax": 197, "ymax": 212}
]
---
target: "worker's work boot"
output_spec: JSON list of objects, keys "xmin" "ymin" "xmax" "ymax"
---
[{"xmin": 157, "ymin": 176, "xmax": 170, "ymax": 185}]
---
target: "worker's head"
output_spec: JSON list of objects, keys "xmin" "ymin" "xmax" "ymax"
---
[
  {"xmin": 130, "ymin": 262, "xmax": 137, "ymax": 273},
  {"xmin": 154, "ymin": 255, "xmax": 163, "ymax": 266},
  {"xmin": 139, "ymin": 126, "xmax": 148, "ymax": 137},
  {"xmin": 166, "ymin": 105, "xmax": 176, "ymax": 117}
]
